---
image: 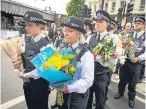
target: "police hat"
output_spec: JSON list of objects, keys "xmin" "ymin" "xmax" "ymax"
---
[
  {"xmin": 110, "ymin": 19, "xmax": 117, "ymax": 26},
  {"xmin": 60, "ymin": 16, "xmax": 86, "ymax": 34},
  {"xmin": 23, "ymin": 11, "xmax": 47, "ymax": 25},
  {"xmin": 95, "ymin": 10, "xmax": 111, "ymax": 22},
  {"xmin": 134, "ymin": 16, "xmax": 145, "ymax": 24},
  {"xmin": 83, "ymin": 19, "xmax": 93, "ymax": 26}
]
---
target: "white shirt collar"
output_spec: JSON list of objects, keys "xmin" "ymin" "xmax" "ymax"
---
[
  {"xmin": 97, "ymin": 31, "xmax": 108, "ymax": 40},
  {"xmin": 32, "ymin": 34, "xmax": 46, "ymax": 42},
  {"xmin": 71, "ymin": 42, "xmax": 79, "ymax": 50}
]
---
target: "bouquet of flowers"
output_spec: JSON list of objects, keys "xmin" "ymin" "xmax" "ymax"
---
[
  {"xmin": 31, "ymin": 47, "xmax": 76, "ymax": 87},
  {"xmin": 31, "ymin": 47, "xmax": 77, "ymax": 105},
  {"xmin": 1, "ymin": 37, "xmax": 22, "ymax": 70},
  {"xmin": 93, "ymin": 35, "xmax": 117, "ymax": 71},
  {"xmin": 43, "ymin": 51, "xmax": 76, "ymax": 76},
  {"xmin": 120, "ymin": 37, "xmax": 135, "ymax": 61},
  {"xmin": 0, "ymin": 37, "xmax": 31, "ymax": 82}
]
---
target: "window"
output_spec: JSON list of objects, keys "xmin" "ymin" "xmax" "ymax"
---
[
  {"xmin": 112, "ymin": 2, "xmax": 116, "ymax": 10},
  {"xmin": 121, "ymin": 1, "xmax": 125, "ymax": 8},
  {"xmin": 140, "ymin": 0, "xmax": 145, "ymax": 9},
  {"xmin": 105, "ymin": 3, "xmax": 108, "ymax": 11}
]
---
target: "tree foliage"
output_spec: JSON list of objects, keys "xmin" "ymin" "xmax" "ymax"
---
[{"xmin": 66, "ymin": 0, "xmax": 85, "ymax": 18}]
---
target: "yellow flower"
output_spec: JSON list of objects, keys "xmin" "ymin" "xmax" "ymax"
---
[
  {"xmin": 128, "ymin": 40, "xmax": 134, "ymax": 46},
  {"xmin": 62, "ymin": 60, "xmax": 70, "ymax": 66},
  {"xmin": 117, "ymin": 40, "xmax": 122, "ymax": 47},
  {"xmin": 70, "ymin": 66, "xmax": 75, "ymax": 72},
  {"xmin": 42, "ymin": 51, "xmax": 73, "ymax": 71},
  {"xmin": 56, "ymin": 65, "xmax": 62, "ymax": 70}
]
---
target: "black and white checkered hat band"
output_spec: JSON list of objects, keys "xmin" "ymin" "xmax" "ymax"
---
[
  {"xmin": 70, "ymin": 22, "xmax": 80, "ymax": 27},
  {"xmin": 134, "ymin": 17, "xmax": 144, "ymax": 23},
  {"xmin": 29, "ymin": 17, "xmax": 44, "ymax": 22},
  {"xmin": 64, "ymin": 21, "xmax": 81, "ymax": 28},
  {"xmin": 96, "ymin": 13, "xmax": 109, "ymax": 22}
]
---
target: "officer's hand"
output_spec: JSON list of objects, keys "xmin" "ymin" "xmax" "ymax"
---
[
  {"xmin": 132, "ymin": 57, "xmax": 140, "ymax": 63},
  {"xmin": 19, "ymin": 64, "xmax": 24, "ymax": 72},
  {"xmin": 56, "ymin": 86, "xmax": 68, "ymax": 93},
  {"xmin": 56, "ymin": 87, "xmax": 65, "ymax": 92},
  {"xmin": 12, "ymin": 61, "xmax": 21, "ymax": 69},
  {"xmin": 18, "ymin": 72, "xmax": 25, "ymax": 79}
]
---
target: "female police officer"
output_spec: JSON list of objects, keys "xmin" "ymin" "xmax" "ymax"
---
[
  {"xmin": 13, "ymin": 11, "xmax": 52, "ymax": 109},
  {"xmin": 55, "ymin": 16, "xmax": 94, "ymax": 109}
]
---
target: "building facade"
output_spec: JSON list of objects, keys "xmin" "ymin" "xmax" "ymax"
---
[
  {"xmin": 85, "ymin": 0, "xmax": 145, "ymax": 21},
  {"xmin": 1, "ymin": 0, "xmax": 56, "ymax": 30}
]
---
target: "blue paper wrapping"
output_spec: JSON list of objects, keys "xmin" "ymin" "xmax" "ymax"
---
[{"xmin": 31, "ymin": 47, "xmax": 73, "ymax": 87}]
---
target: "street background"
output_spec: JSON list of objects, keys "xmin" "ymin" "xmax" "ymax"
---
[{"xmin": 1, "ymin": 38, "xmax": 145, "ymax": 109}]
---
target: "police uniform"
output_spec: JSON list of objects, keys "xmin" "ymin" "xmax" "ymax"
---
[
  {"xmin": 87, "ymin": 10, "xmax": 116, "ymax": 109},
  {"xmin": 21, "ymin": 11, "xmax": 52, "ymax": 109},
  {"xmin": 109, "ymin": 19, "xmax": 118, "ymax": 34},
  {"xmin": 114, "ymin": 16, "xmax": 145, "ymax": 108},
  {"xmin": 60, "ymin": 16, "xmax": 94, "ymax": 109},
  {"xmin": 83, "ymin": 19, "xmax": 94, "ymax": 44},
  {"xmin": 133, "ymin": 30, "xmax": 145, "ymax": 83}
]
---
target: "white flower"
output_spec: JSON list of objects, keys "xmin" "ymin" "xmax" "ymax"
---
[
  {"xmin": 119, "ymin": 56, "xmax": 127, "ymax": 65},
  {"xmin": 104, "ymin": 35, "xmax": 111, "ymax": 43}
]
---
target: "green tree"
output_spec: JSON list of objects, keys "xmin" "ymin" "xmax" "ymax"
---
[{"xmin": 66, "ymin": 0, "xmax": 85, "ymax": 18}]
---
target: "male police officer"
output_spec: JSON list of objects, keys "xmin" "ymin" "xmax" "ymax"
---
[
  {"xmin": 87, "ymin": 10, "xmax": 122, "ymax": 109},
  {"xmin": 120, "ymin": 22, "xmax": 133, "ymax": 37},
  {"xmin": 17, "ymin": 11, "xmax": 52, "ymax": 109},
  {"xmin": 114, "ymin": 16, "xmax": 145, "ymax": 108}
]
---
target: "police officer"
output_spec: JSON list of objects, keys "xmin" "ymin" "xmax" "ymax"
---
[
  {"xmin": 107, "ymin": 19, "xmax": 120, "ymax": 74},
  {"xmin": 120, "ymin": 22, "xmax": 133, "ymax": 37},
  {"xmin": 86, "ymin": 10, "xmax": 122, "ymax": 109},
  {"xmin": 83, "ymin": 19, "xmax": 94, "ymax": 44},
  {"xmin": 55, "ymin": 16, "xmax": 94, "ymax": 109},
  {"xmin": 16, "ymin": 11, "xmax": 52, "ymax": 109},
  {"xmin": 115, "ymin": 22, "xmax": 134, "ymax": 74},
  {"xmin": 110, "ymin": 19, "xmax": 118, "ymax": 34},
  {"xmin": 114, "ymin": 16, "xmax": 145, "ymax": 108}
]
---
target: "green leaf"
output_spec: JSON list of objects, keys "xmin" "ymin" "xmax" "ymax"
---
[{"xmin": 108, "ymin": 65, "xmax": 116, "ymax": 72}]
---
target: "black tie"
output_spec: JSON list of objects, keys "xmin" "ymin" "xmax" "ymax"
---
[
  {"xmin": 96, "ymin": 33, "xmax": 100, "ymax": 41},
  {"xmin": 135, "ymin": 33, "xmax": 138, "ymax": 39},
  {"xmin": 68, "ymin": 44, "xmax": 73, "ymax": 51}
]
